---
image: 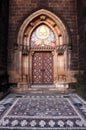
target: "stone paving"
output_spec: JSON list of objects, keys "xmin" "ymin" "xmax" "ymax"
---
[{"xmin": 0, "ymin": 93, "xmax": 86, "ymax": 130}]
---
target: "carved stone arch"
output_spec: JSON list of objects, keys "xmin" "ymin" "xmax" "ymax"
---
[
  {"xmin": 17, "ymin": 9, "xmax": 69, "ymax": 46},
  {"xmin": 16, "ymin": 9, "xmax": 71, "ymax": 91}
]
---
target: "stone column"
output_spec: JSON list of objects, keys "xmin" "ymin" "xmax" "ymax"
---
[{"xmin": 22, "ymin": 55, "xmax": 28, "ymax": 81}]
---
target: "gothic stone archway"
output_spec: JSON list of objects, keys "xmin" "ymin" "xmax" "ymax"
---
[{"xmin": 15, "ymin": 9, "xmax": 71, "ymax": 91}]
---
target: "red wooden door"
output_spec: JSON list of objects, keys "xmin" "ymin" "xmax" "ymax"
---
[{"xmin": 32, "ymin": 52, "xmax": 53, "ymax": 84}]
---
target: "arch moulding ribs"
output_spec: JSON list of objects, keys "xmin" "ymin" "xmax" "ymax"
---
[{"xmin": 17, "ymin": 9, "xmax": 69, "ymax": 46}]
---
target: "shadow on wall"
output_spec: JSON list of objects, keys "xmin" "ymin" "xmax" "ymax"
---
[
  {"xmin": 0, "ymin": 74, "xmax": 9, "ymax": 99},
  {"xmin": 69, "ymin": 72, "xmax": 86, "ymax": 100}
]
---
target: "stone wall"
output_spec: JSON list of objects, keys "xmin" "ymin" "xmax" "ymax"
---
[
  {"xmin": 8, "ymin": 0, "xmax": 79, "ymax": 84},
  {"xmin": 77, "ymin": 0, "xmax": 86, "ymax": 72}
]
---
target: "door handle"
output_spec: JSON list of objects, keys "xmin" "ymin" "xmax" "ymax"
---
[{"xmin": 41, "ymin": 69, "xmax": 45, "ymax": 71}]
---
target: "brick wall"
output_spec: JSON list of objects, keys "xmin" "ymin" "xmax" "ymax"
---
[
  {"xmin": 8, "ymin": 0, "xmax": 78, "ymax": 71},
  {"xmin": 77, "ymin": 0, "xmax": 86, "ymax": 72}
]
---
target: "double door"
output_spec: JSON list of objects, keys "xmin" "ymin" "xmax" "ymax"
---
[{"xmin": 32, "ymin": 52, "xmax": 53, "ymax": 84}]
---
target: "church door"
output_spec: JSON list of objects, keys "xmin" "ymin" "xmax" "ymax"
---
[{"xmin": 32, "ymin": 51, "xmax": 53, "ymax": 84}]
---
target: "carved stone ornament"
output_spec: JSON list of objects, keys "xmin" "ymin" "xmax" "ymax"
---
[
  {"xmin": 30, "ymin": 46, "xmax": 55, "ymax": 52},
  {"xmin": 22, "ymin": 48, "xmax": 29, "ymax": 55},
  {"xmin": 40, "ymin": 15, "xmax": 46, "ymax": 21},
  {"xmin": 56, "ymin": 44, "xmax": 68, "ymax": 55}
]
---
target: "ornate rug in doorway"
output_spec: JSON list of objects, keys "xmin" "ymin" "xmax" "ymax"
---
[{"xmin": 0, "ymin": 93, "xmax": 86, "ymax": 130}]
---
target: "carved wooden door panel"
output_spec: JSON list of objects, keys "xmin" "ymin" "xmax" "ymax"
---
[
  {"xmin": 32, "ymin": 52, "xmax": 53, "ymax": 84},
  {"xmin": 43, "ymin": 52, "xmax": 53, "ymax": 84},
  {"xmin": 32, "ymin": 52, "xmax": 43, "ymax": 84}
]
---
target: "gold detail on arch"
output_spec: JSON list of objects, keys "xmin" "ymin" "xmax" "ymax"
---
[
  {"xmin": 36, "ymin": 25, "xmax": 49, "ymax": 39},
  {"xmin": 30, "ymin": 24, "xmax": 56, "ymax": 48}
]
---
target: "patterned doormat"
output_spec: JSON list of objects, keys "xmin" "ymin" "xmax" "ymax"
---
[{"xmin": 0, "ymin": 93, "xmax": 86, "ymax": 130}]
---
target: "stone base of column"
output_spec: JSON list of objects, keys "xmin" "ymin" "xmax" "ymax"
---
[{"xmin": 10, "ymin": 82, "xmax": 29, "ymax": 93}]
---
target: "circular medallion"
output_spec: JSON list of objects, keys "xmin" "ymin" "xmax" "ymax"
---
[{"xmin": 36, "ymin": 25, "xmax": 49, "ymax": 39}]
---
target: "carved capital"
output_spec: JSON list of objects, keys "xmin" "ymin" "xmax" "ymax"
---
[
  {"xmin": 31, "ymin": 51, "xmax": 34, "ymax": 55},
  {"xmin": 22, "ymin": 48, "xmax": 29, "ymax": 55},
  {"xmin": 51, "ymin": 50, "xmax": 55, "ymax": 56}
]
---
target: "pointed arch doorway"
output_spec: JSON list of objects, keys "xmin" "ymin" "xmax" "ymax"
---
[
  {"xmin": 17, "ymin": 9, "xmax": 70, "ymax": 90},
  {"xmin": 30, "ymin": 24, "xmax": 56, "ymax": 85}
]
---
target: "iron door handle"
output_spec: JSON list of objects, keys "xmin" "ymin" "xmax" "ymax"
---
[{"xmin": 41, "ymin": 69, "xmax": 45, "ymax": 71}]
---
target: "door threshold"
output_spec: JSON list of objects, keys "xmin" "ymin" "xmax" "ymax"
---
[{"xmin": 31, "ymin": 85, "xmax": 55, "ymax": 88}]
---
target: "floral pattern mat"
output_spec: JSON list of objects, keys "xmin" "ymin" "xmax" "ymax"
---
[{"xmin": 0, "ymin": 93, "xmax": 86, "ymax": 130}]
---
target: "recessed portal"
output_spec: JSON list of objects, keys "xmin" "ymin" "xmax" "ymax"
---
[{"xmin": 16, "ymin": 9, "xmax": 72, "ymax": 92}]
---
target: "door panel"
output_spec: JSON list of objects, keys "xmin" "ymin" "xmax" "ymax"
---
[
  {"xmin": 32, "ymin": 52, "xmax": 43, "ymax": 84},
  {"xmin": 43, "ymin": 52, "xmax": 53, "ymax": 84},
  {"xmin": 32, "ymin": 52, "xmax": 53, "ymax": 84}
]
